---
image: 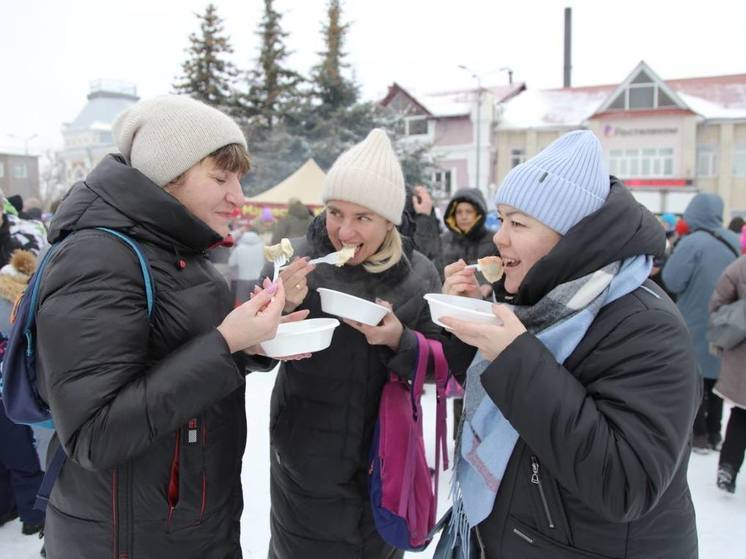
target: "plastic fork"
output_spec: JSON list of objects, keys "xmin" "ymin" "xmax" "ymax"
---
[
  {"xmin": 309, "ymin": 252, "xmax": 343, "ymax": 266},
  {"xmin": 272, "ymin": 254, "xmax": 289, "ymax": 283}
]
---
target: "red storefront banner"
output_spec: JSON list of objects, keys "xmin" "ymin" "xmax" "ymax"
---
[{"xmin": 623, "ymin": 178, "xmax": 692, "ymax": 187}]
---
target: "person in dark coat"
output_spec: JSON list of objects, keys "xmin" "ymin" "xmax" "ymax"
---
[
  {"xmin": 270, "ymin": 198, "xmax": 314, "ymax": 244},
  {"xmin": 439, "ymin": 187, "xmax": 498, "ymax": 280},
  {"xmin": 440, "ymin": 131, "xmax": 699, "ymax": 559},
  {"xmin": 34, "ymin": 95, "xmax": 299, "ymax": 559},
  {"xmin": 662, "ymin": 193, "xmax": 739, "ymax": 453},
  {"xmin": 266, "ymin": 129, "xmax": 471, "ymax": 559},
  {"xmin": 0, "ymin": 250, "xmax": 45, "ymax": 542}
]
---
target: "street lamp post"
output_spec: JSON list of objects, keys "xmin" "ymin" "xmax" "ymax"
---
[
  {"xmin": 458, "ymin": 65, "xmax": 482, "ymax": 190},
  {"xmin": 7, "ymin": 133, "xmax": 38, "ymax": 155}
]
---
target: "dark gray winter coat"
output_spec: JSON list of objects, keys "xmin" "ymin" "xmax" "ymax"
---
[
  {"xmin": 36, "ymin": 155, "xmax": 272, "ymax": 559},
  {"xmin": 439, "ymin": 188, "xmax": 497, "ymax": 279},
  {"xmin": 466, "ymin": 179, "xmax": 700, "ymax": 558},
  {"xmin": 267, "ymin": 217, "xmax": 472, "ymax": 559}
]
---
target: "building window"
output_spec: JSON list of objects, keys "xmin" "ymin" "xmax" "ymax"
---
[
  {"xmin": 606, "ymin": 69, "xmax": 679, "ymax": 111},
  {"xmin": 608, "ymin": 147, "xmax": 674, "ymax": 178},
  {"xmin": 405, "ymin": 117, "xmax": 428, "ymax": 136},
  {"xmin": 510, "ymin": 149, "xmax": 526, "ymax": 168},
  {"xmin": 432, "ymin": 169, "xmax": 453, "ymax": 197},
  {"xmin": 734, "ymin": 146, "xmax": 746, "ymax": 178},
  {"xmin": 697, "ymin": 145, "xmax": 718, "ymax": 177},
  {"xmin": 12, "ymin": 163, "xmax": 28, "ymax": 179}
]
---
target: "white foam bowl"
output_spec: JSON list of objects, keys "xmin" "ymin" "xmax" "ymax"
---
[
  {"xmin": 317, "ymin": 288, "xmax": 390, "ymax": 326},
  {"xmin": 260, "ymin": 318, "xmax": 339, "ymax": 358},
  {"xmin": 424, "ymin": 293, "xmax": 501, "ymax": 328}
]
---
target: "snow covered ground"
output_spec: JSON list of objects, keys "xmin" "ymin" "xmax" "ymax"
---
[{"xmin": 2, "ymin": 369, "xmax": 745, "ymax": 558}]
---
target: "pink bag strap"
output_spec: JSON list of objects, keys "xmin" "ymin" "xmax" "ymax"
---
[{"xmin": 397, "ymin": 333, "xmax": 452, "ymax": 529}]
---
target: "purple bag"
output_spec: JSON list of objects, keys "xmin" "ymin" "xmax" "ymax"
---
[{"xmin": 368, "ymin": 332, "xmax": 449, "ymax": 550}]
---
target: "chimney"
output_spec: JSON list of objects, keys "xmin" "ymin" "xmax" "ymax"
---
[{"xmin": 563, "ymin": 7, "xmax": 572, "ymax": 88}]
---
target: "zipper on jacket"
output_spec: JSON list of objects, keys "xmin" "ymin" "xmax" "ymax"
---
[
  {"xmin": 167, "ymin": 430, "xmax": 181, "ymax": 529},
  {"xmin": 474, "ymin": 526, "xmax": 487, "ymax": 558},
  {"xmin": 530, "ymin": 456, "xmax": 555, "ymax": 529},
  {"xmin": 513, "ymin": 527, "xmax": 534, "ymax": 544}
]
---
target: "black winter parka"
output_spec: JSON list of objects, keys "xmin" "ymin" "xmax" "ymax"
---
[
  {"xmin": 267, "ymin": 217, "xmax": 471, "ymax": 559},
  {"xmin": 464, "ymin": 179, "xmax": 700, "ymax": 558},
  {"xmin": 36, "ymin": 155, "xmax": 271, "ymax": 559}
]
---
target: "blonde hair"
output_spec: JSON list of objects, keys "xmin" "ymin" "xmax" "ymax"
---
[{"xmin": 362, "ymin": 228, "xmax": 403, "ymax": 273}]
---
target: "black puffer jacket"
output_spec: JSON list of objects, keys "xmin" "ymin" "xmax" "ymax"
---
[
  {"xmin": 470, "ymin": 178, "xmax": 700, "ymax": 558},
  {"xmin": 268, "ymin": 216, "xmax": 471, "ymax": 559},
  {"xmin": 440, "ymin": 188, "xmax": 497, "ymax": 279},
  {"xmin": 36, "ymin": 155, "xmax": 272, "ymax": 559}
]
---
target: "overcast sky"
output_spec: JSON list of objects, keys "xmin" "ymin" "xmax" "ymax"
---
[{"xmin": 1, "ymin": 0, "xmax": 745, "ymax": 154}]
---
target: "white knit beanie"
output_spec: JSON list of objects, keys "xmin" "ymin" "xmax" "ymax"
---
[
  {"xmin": 322, "ymin": 128, "xmax": 405, "ymax": 225},
  {"xmin": 495, "ymin": 130, "xmax": 610, "ymax": 235},
  {"xmin": 112, "ymin": 95, "xmax": 247, "ymax": 187}
]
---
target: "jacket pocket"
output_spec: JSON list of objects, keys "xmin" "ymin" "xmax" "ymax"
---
[
  {"xmin": 508, "ymin": 515, "xmax": 619, "ymax": 559},
  {"xmin": 527, "ymin": 455, "xmax": 573, "ymax": 545},
  {"xmin": 166, "ymin": 417, "xmax": 207, "ymax": 532}
]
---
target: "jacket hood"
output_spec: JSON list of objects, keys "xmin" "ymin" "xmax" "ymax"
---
[
  {"xmin": 444, "ymin": 188, "xmax": 488, "ymax": 239},
  {"xmin": 495, "ymin": 177, "xmax": 665, "ymax": 306},
  {"xmin": 287, "ymin": 199, "xmax": 310, "ymax": 219},
  {"xmin": 48, "ymin": 154, "xmax": 223, "ymax": 253},
  {"xmin": 683, "ymin": 192, "xmax": 724, "ymax": 231}
]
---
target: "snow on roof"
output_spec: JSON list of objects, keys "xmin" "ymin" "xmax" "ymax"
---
[
  {"xmin": 677, "ymin": 92, "xmax": 746, "ymax": 120},
  {"xmin": 498, "ymin": 72, "xmax": 746, "ymax": 129},
  {"xmin": 498, "ymin": 87, "xmax": 611, "ymax": 129},
  {"xmin": 667, "ymin": 74, "xmax": 746, "ymax": 109}
]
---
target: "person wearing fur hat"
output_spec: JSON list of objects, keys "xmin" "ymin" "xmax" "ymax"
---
[
  {"xmin": 265, "ymin": 129, "xmax": 471, "ymax": 559},
  {"xmin": 33, "ymin": 95, "xmax": 305, "ymax": 559},
  {"xmin": 440, "ymin": 130, "xmax": 699, "ymax": 558},
  {"xmin": 0, "ymin": 250, "xmax": 46, "ymax": 551}
]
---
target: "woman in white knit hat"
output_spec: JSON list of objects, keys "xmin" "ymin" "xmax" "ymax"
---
[
  {"xmin": 266, "ymin": 129, "xmax": 469, "ymax": 559},
  {"xmin": 33, "ymin": 95, "xmax": 306, "ymax": 559},
  {"xmin": 438, "ymin": 130, "xmax": 699, "ymax": 558}
]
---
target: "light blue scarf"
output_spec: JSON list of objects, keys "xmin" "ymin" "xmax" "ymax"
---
[{"xmin": 447, "ymin": 255, "xmax": 653, "ymax": 557}]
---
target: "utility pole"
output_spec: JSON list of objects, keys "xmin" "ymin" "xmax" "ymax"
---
[
  {"xmin": 458, "ymin": 65, "xmax": 482, "ymax": 189},
  {"xmin": 7, "ymin": 133, "xmax": 38, "ymax": 155}
]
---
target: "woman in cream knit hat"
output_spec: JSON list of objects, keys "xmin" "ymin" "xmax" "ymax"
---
[{"xmin": 266, "ymin": 129, "xmax": 468, "ymax": 559}]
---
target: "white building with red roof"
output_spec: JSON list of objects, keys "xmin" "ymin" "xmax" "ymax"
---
[{"xmin": 495, "ymin": 61, "xmax": 746, "ymax": 215}]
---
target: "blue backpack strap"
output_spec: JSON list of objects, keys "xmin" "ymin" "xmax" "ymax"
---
[
  {"xmin": 94, "ymin": 227, "xmax": 155, "ymax": 318},
  {"xmin": 34, "ymin": 444, "xmax": 66, "ymax": 511},
  {"xmin": 33, "ymin": 228, "xmax": 155, "ymax": 511}
]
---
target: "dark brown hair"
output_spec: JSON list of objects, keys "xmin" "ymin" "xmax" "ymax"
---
[{"xmin": 168, "ymin": 143, "xmax": 251, "ymax": 186}]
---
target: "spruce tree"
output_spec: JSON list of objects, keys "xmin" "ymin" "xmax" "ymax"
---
[
  {"xmin": 173, "ymin": 3, "xmax": 237, "ymax": 108},
  {"xmin": 244, "ymin": 0, "xmax": 304, "ymax": 130},
  {"xmin": 311, "ymin": 0, "xmax": 358, "ymax": 114}
]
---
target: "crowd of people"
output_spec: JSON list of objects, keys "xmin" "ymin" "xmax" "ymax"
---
[{"xmin": 0, "ymin": 94, "xmax": 743, "ymax": 559}]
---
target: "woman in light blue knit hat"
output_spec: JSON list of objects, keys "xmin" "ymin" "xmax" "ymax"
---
[{"xmin": 438, "ymin": 130, "xmax": 699, "ymax": 558}]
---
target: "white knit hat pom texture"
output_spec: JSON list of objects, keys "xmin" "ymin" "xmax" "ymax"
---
[
  {"xmin": 495, "ymin": 130, "xmax": 610, "ymax": 235},
  {"xmin": 322, "ymin": 128, "xmax": 405, "ymax": 225},
  {"xmin": 112, "ymin": 95, "xmax": 247, "ymax": 187}
]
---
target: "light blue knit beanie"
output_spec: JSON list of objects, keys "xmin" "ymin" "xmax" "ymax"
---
[{"xmin": 494, "ymin": 130, "xmax": 610, "ymax": 234}]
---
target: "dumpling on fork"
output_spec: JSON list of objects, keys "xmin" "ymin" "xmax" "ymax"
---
[
  {"xmin": 264, "ymin": 238, "xmax": 294, "ymax": 262},
  {"xmin": 335, "ymin": 245, "xmax": 357, "ymax": 266},
  {"xmin": 477, "ymin": 256, "xmax": 504, "ymax": 283}
]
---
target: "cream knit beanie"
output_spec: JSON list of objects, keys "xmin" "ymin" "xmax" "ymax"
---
[
  {"xmin": 322, "ymin": 128, "xmax": 405, "ymax": 225},
  {"xmin": 112, "ymin": 95, "xmax": 247, "ymax": 187}
]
